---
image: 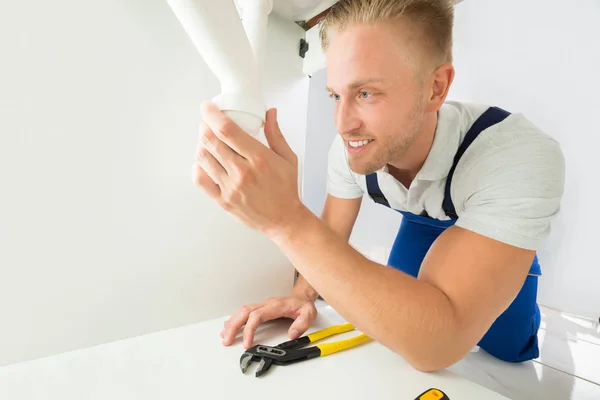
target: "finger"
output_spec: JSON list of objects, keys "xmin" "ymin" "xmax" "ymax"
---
[
  {"xmin": 200, "ymin": 101, "xmax": 264, "ymax": 159},
  {"xmin": 220, "ymin": 319, "xmax": 231, "ymax": 338},
  {"xmin": 242, "ymin": 306, "xmax": 289, "ymax": 349},
  {"xmin": 199, "ymin": 122, "xmax": 244, "ymax": 174},
  {"xmin": 192, "ymin": 164, "xmax": 220, "ymax": 199},
  {"xmin": 222, "ymin": 304, "xmax": 260, "ymax": 346},
  {"xmin": 288, "ymin": 317, "xmax": 308, "ymax": 339},
  {"xmin": 264, "ymin": 108, "xmax": 297, "ymax": 166},
  {"xmin": 195, "ymin": 144, "xmax": 227, "ymax": 184},
  {"xmin": 287, "ymin": 308, "xmax": 314, "ymax": 339},
  {"xmin": 242, "ymin": 312, "xmax": 263, "ymax": 349}
]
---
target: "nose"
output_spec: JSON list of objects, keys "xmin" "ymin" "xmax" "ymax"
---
[{"xmin": 334, "ymin": 99, "xmax": 362, "ymax": 136}]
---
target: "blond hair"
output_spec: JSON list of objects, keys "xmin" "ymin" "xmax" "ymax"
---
[{"xmin": 319, "ymin": 0, "xmax": 454, "ymax": 68}]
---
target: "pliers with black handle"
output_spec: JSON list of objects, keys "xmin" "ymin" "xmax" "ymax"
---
[{"xmin": 240, "ymin": 322, "xmax": 371, "ymax": 377}]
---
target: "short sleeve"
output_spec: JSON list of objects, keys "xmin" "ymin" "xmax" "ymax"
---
[
  {"xmin": 326, "ymin": 136, "xmax": 364, "ymax": 199},
  {"xmin": 453, "ymin": 134, "xmax": 566, "ymax": 250}
]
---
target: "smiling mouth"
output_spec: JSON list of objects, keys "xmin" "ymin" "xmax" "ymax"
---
[{"xmin": 347, "ymin": 139, "xmax": 374, "ymax": 148}]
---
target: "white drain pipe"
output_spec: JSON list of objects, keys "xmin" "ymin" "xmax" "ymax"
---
[
  {"xmin": 237, "ymin": 0, "xmax": 274, "ymax": 90},
  {"xmin": 166, "ymin": 0, "xmax": 273, "ymax": 137}
]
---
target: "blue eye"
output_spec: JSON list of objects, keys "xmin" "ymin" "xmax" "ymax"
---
[
  {"xmin": 360, "ymin": 91, "xmax": 371, "ymax": 99},
  {"xmin": 329, "ymin": 93, "xmax": 341, "ymax": 101}
]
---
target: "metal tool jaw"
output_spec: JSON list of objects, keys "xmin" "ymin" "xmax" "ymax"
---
[{"xmin": 239, "ymin": 336, "xmax": 319, "ymax": 377}]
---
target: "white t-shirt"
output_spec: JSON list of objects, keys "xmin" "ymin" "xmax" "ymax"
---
[{"xmin": 326, "ymin": 101, "xmax": 566, "ymax": 251}]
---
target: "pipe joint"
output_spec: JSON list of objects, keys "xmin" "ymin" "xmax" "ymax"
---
[{"xmin": 213, "ymin": 90, "xmax": 266, "ymax": 137}]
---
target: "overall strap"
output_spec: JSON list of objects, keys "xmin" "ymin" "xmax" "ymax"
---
[
  {"xmin": 442, "ymin": 106, "xmax": 511, "ymax": 219},
  {"xmin": 366, "ymin": 173, "xmax": 390, "ymax": 207}
]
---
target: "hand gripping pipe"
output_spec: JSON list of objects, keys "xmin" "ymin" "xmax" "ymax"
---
[{"xmin": 166, "ymin": 0, "xmax": 274, "ymax": 137}]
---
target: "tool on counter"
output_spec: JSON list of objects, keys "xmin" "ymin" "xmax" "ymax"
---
[
  {"xmin": 240, "ymin": 322, "xmax": 371, "ymax": 377},
  {"xmin": 414, "ymin": 388, "xmax": 450, "ymax": 400}
]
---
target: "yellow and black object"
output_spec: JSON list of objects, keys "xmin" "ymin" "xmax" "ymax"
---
[
  {"xmin": 240, "ymin": 323, "xmax": 371, "ymax": 377},
  {"xmin": 415, "ymin": 388, "xmax": 450, "ymax": 400}
]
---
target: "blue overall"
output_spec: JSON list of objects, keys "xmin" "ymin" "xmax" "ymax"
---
[{"xmin": 366, "ymin": 107, "xmax": 541, "ymax": 363}]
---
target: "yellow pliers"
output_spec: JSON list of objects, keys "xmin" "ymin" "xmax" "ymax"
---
[{"xmin": 240, "ymin": 323, "xmax": 371, "ymax": 377}]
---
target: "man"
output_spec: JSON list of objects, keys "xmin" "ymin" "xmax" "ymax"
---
[{"xmin": 193, "ymin": 0, "xmax": 565, "ymax": 372}]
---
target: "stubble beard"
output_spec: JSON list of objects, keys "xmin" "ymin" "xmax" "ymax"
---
[{"xmin": 349, "ymin": 101, "xmax": 424, "ymax": 176}]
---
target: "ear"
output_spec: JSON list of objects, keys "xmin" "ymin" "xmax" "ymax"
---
[{"xmin": 425, "ymin": 63, "xmax": 455, "ymax": 113}]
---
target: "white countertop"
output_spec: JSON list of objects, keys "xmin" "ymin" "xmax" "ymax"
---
[{"xmin": 0, "ymin": 305, "xmax": 509, "ymax": 400}]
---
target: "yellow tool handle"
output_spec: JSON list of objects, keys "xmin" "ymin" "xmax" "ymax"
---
[
  {"xmin": 307, "ymin": 323, "xmax": 355, "ymax": 343},
  {"xmin": 317, "ymin": 333, "xmax": 371, "ymax": 356},
  {"xmin": 415, "ymin": 388, "xmax": 449, "ymax": 400}
]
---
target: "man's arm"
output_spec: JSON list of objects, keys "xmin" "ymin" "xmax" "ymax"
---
[
  {"xmin": 292, "ymin": 195, "xmax": 362, "ymax": 301},
  {"xmin": 273, "ymin": 209, "xmax": 535, "ymax": 372}
]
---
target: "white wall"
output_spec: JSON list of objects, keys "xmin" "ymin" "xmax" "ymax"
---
[
  {"xmin": 303, "ymin": 0, "xmax": 599, "ymax": 319},
  {"xmin": 451, "ymin": 0, "xmax": 600, "ymax": 320},
  {"xmin": 0, "ymin": 0, "xmax": 309, "ymax": 367}
]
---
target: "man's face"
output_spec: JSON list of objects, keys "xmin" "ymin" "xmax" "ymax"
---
[{"xmin": 325, "ymin": 22, "xmax": 427, "ymax": 175}]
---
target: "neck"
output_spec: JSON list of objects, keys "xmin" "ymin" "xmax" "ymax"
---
[{"xmin": 387, "ymin": 111, "xmax": 438, "ymax": 188}]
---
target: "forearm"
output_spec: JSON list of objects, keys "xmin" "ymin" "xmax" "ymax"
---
[
  {"xmin": 272, "ymin": 207, "xmax": 469, "ymax": 371},
  {"xmin": 290, "ymin": 196, "xmax": 358, "ymax": 304}
]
